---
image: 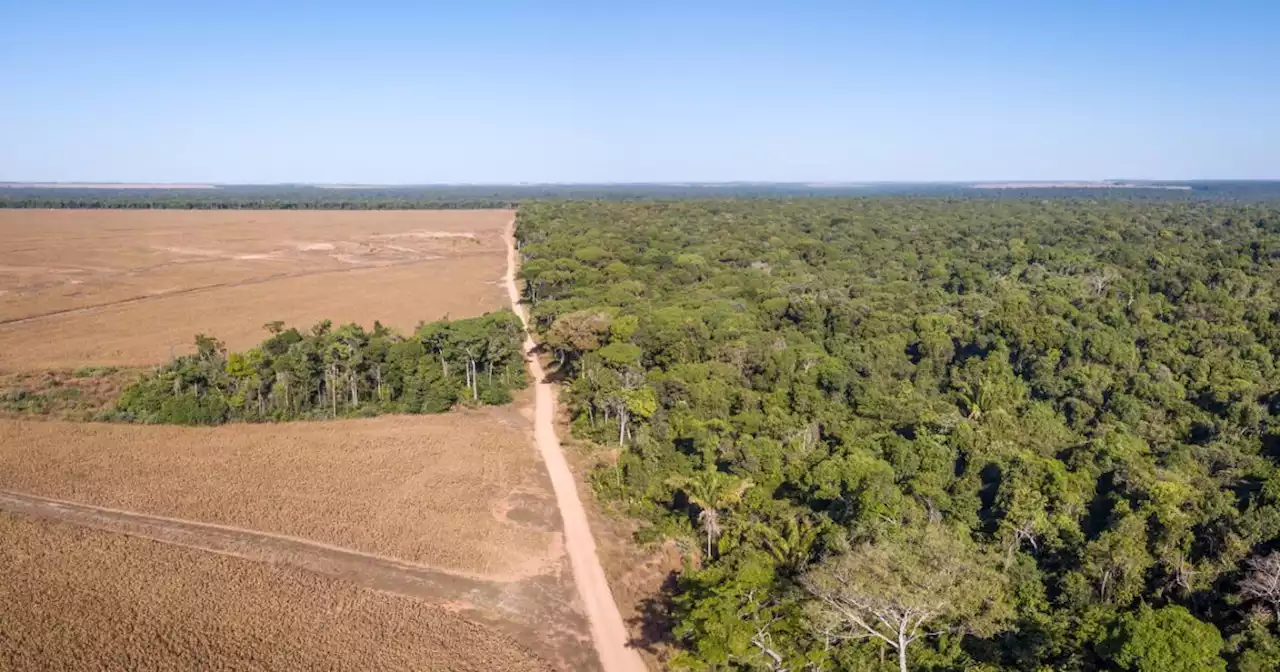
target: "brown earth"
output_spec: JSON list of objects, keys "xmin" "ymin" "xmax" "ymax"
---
[
  {"xmin": 0, "ymin": 395, "xmax": 600, "ymax": 669},
  {"xmin": 0, "ymin": 511, "xmax": 554, "ymax": 672},
  {"xmin": 0, "ymin": 208, "xmax": 608, "ymax": 670},
  {"xmin": 0, "ymin": 209, "xmax": 511, "ymax": 370},
  {"xmin": 0, "ymin": 401, "xmax": 557, "ymax": 580}
]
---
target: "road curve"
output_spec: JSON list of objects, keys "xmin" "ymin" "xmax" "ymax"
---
[{"xmin": 504, "ymin": 218, "xmax": 648, "ymax": 672}]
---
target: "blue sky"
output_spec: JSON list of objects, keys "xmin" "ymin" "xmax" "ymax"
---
[{"xmin": 1, "ymin": 1, "xmax": 1277, "ymax": 183}]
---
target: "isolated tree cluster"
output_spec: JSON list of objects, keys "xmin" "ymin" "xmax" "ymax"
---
[
  {"xmin": 516, "ymin": 198, "xmax": 1280, "ymax": 671},
  {"xmin": 110, "ymin": 312, "xmax": 526, "ymax": 425}
]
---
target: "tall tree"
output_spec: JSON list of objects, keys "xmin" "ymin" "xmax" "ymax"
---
[
  {"xmin": 800, "ymin": 525, "xmax": 1011, "ymax": 672},
  {"xmin": 668, "ymin": 467, "xmax": 754, "ymax": 559}
]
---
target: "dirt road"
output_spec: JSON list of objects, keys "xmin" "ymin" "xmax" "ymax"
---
[{"xmin": 504, "ymin": 218, "xmax": 648, "ymax": 672}]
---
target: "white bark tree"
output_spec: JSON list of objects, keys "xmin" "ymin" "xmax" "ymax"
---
[
  {"xmin": 800, "ymin": 526, "xmax": 1011, "ymax": 672},
  {"xmin": 1240, "ymin": 551, "xmax": 1280, "ymax": 622}
]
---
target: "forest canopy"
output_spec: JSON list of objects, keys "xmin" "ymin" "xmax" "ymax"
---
[
  {"xmin": 515, "ymin": 198, "xmax": 1280, "ymax": 671},
  {"xmin": 109, "ymin": 311, "xmax": 526, "ymax": 425}
]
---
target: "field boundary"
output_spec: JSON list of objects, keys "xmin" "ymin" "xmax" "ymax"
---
[
  {"xmin": 504, "ymin": 218, "xmax": 648, "ymax": 672},
  {"xmin": 0, "ymin": 487, "xmax": 599, "ymax": 670},
  {"xmin": 0, "ymin": 489, "xmax": 502, "ymax": 587}
]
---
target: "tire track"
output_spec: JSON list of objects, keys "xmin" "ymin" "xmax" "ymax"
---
[
  {"xmin": 0, "ymin": 488, "xmax": 600, "ymax": 671},
  {"xmin": 0, "ymin": 258, "xmax": 439, "ymax": 327},
  {"xmin": 0, "ymin": 489, "xmax": 500, "ymax": 594}
]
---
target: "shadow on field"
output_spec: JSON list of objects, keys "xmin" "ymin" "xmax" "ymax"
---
[{"xmin": 626, "ymin": 570, "xmax": 679, "ymax": 654}]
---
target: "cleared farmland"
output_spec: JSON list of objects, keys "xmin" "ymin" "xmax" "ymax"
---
[
  {"xmin": 0, "ymin": 512, "xmax": 552, "ymax": 672},
  {"xmin": 0, "ymin": 207, "xmax": 604, "ymax": 669},
  {"xmin": 0, "ymin": 209, "xmax": 511, "ymax": 369},
  {"xmin": 0, "ymin": 401, "xmax": 558, "ymax": 579}
]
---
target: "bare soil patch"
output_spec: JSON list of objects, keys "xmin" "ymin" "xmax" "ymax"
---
[
  {"xmin": 0, "ymin": 400, "xmax": 557, "ymax": 580},
  {"xmin": 0, "ymin": 511, "xmax": 552, "ymax": 671},
  {"xmin": 0, "ymin": 209, "xmax": 511, "ymax": 369}
]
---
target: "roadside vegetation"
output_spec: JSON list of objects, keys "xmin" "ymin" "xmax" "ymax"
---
[
  {"xmin": 516, "ymin": 198, "xmax": 1280, "ymax": 671},
  {"xmin": 108, "ymin": 311, "xmax": 526, "ymax": 425}
]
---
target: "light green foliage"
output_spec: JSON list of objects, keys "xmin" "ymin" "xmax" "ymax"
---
[{"xmin": 801, "ymin": 525, "xmax": 1012, "ymax": 671}]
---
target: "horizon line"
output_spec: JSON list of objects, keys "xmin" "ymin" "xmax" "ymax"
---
[{"xmin": 3, "ymin": 178, "xmax": 1279, "ymax": 189}]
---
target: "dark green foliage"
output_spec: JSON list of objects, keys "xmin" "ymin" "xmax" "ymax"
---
[
  {"xmin": 515, "ymin": 198, "xmax": 1280, "ymax": 670},
  {"xmin": 111, "ymin": 312, "xmax": 526, "ymax": 425}
]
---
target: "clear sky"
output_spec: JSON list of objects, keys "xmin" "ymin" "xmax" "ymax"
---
[{"xmin": 2, "ymin": 1, "xmax": 1277, "ymax": 183}]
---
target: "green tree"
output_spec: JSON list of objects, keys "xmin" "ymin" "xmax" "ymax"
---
[
  {"xmin": 668, "ymin": 467, "xmax": 754, "ymax": 559},
  {"xmin": 1105, "ymin": 605, "xmax": 1226, "ymax": 672}
]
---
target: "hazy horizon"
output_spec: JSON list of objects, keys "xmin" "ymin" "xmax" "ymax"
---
[
  {"xmin": 3, "ymin": 1, "xmax": 1277, "ymax": 183},
  {"xmin": 2, "ymin": 179, "xmax": 1273, "ymax": 187}
]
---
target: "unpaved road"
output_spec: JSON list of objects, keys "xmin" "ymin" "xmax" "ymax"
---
[
  {"xmin": 504, "ymin": 218, "xmax": 648, "ymax": 672},
  {"xmin": 0, "ymin": 489, "xmax": 598, "ymax": 670}
]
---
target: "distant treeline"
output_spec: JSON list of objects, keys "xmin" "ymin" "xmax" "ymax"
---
[
  {"xmin": 108, "ymin": 312, "xmax": 526, "ymax": 425},
  {"xmin": 3, "ymin": 181, "xmax": 1279, "ymax": 210}
]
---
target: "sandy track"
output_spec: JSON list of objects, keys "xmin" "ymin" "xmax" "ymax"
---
[
  {"xmin": 0, "ymin": 489, "xmax": 598, "ymax": 670},
  {"xmin": 504, "ymin": 219, "xmax": 648, "ymax": 672},
  {"xmin": 0, "ymin": 489, "xmax": 498, "ymax": 589}
]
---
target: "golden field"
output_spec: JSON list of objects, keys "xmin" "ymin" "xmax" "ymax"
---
[
  {"xmin": 0, "ymin": 208, "xmax": 600, "ymax": 670},
  {"xmin": 0, "ymin": 209, "xmax": 511, "ymax": 370},
  {"xmin": 0, "ymin": 402, "xmax": 559, "ymax": 580},
  {"xmin": 0, "ymin": 512, "xmax": 552, "ymax": 672}
]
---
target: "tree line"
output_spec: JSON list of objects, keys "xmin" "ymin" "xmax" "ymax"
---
[
  {"xmin": 516, "ymin": 198, "xmax": 1280, "ymax": 671},
  {"xmin": 5, "ymin": 181, "xmax": 1276, "ymax": 211},
  {"xmin": 109, "ymin": 312, "xmax": 526, "ymax": 425}
]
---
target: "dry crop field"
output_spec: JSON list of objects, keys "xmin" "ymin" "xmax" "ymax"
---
[
  {"xmin": 0, "ymin": 208, "xmax": 599, "ymax": 670},
  {"xmin": 0, "ymin": 209, "xmax": 511, "ymax": 370},
  {"xmin": 0, "ymin": 512, "xmax": 551, "ymax": 672},
  {"xmin": 0, "ymin": 404, "xmax": 559, "ymax": 580}
]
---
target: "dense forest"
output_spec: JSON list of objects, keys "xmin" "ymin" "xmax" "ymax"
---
[
  {"xmin": 109, "ymin": 312, "xmax": 526, "ymax": 425},
  {"xmin": 2, "ymin": 181, "xmax": 1277, "ymax": 210},
  {"xmin": 515, "ymin": 198, "xmax": 1280, "ymax": 671}
]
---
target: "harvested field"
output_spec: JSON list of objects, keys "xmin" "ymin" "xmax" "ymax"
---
[
  {"xmin": 0, "ymin": 511, "xmax": 552, "ymax": 672},
  {"xmin": 0, "ymin": 400, "xmax": 558, "ymax": 580},
  {"xmin": 0, "ymin": 208, "xmax": 605, "ymax": 670},
  {"xmin": 0, "ymin": 209, "xmax": 511, "ymax": 370}
]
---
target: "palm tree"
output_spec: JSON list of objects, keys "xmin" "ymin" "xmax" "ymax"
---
[
  {"xmin": 667, "ymin": 467, "xmax": 753, "ymax": 559},
  {"xmin": 754, "ymin": 514, "xmax": 822, "ymax": 574}
]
